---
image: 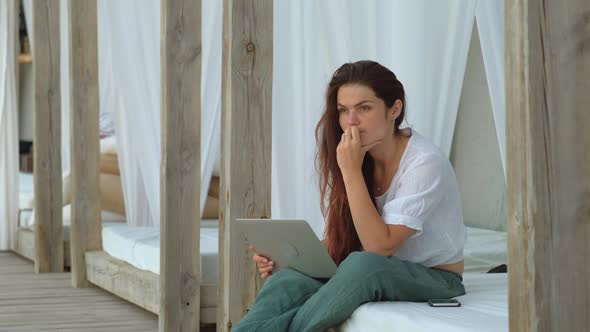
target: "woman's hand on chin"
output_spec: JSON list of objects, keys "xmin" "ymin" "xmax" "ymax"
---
[{"xmin": 337, "ymin": 126, "xmax": 382, "ymax": 176}]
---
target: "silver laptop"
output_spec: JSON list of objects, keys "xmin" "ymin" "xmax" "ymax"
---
[{"xmin": 237, "ymin": 219, "xmax": 337, "ymax": 278}]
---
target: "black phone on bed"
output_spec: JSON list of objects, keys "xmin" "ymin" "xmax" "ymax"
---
[{"xmin": 427, "ymin": 299, "xmax": 461, "ymax": 307}]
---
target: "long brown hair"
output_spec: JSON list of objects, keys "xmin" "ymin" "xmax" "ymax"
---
[{"xmin": 315, "ymin": 60, "xmax": 406, "ymax": 264}]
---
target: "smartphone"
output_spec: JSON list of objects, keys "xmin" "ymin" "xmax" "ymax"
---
[{"xmin": 427, "ymin": 299, "xmax": 461, "ymax": 307}]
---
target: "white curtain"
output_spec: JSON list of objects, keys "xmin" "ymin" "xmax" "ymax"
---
[
  {"xmin": 98, "ymin": 0, "xmax": 161, "ymax": 227},
  {"xmin": 200, "ymin": 0, "xmax": 223, "ymax": 202},
  {"xmin": 22, "ymin": 1, "xmax": 32, "ymax": 52},
  {"xmin": 272, "ymin": 0, "xmax": 477, "ymax": 236},
  {"xmin": 59, "ymin": 0, "xmax": 70, "ymax": 176},
  {"xmin": 98, "ymin": 0, "xmax": 222, "ymax": 227},
  {"xmin": 476, "ymin": 0, "xmax": 505, "ymax": 176},
  {"xmin": 0, "ymin": 0, "xmax": 19, "ymax": 250}
]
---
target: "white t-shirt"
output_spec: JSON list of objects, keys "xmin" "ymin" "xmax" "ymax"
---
[{"xmin": 374, "ymin": 130, "xmax": 465, "ymax": 267}]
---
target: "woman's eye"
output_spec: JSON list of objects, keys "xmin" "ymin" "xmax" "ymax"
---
[
  {"xmin": 338, "ymin": 108, "xmax": 347, "ymax": 113},
  {"xmin": 360, "ymin": 106, "xmax": 369, "ymax": 112}
]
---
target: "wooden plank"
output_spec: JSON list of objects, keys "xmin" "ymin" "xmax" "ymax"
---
[
  {"xmin": 506, "ymin": 1, "xmax": 590, "ymax": 331},
  {"xmin": 14, "ymin": 228, "xmax": 71, "ymax": 267},
  {"xmin": 85, "ymin": 251, "xmax": 217, "ymax": 324},
  {"xmin": 32, "ymin": 0, "xmax": 63, "ymax": 273},
  {"xmin": 218, "ymin": 0, "xmax": 273, "ymax": 330},
  {"xmin": 0, "ymin": 252, "xmax": 158, "ymax": 332},
  {"xmin": 160, "ymin": 0, "xmax": 202, "ymax": 331},
  {"xmin": 68, "ymin": 0, "xmax": 101, "ymax": 287},
  {"xmin": 87, "ymin": 250, "xmax": 159, "ymax": 313},
  {"xmin": 14, "ymin": 228, "xmax": 35, "ymax": 262}
]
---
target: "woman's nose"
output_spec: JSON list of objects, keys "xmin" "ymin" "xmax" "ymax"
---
[{"xmin": 346, "ymin": 112, "xmax": 360, "ymax": 126}]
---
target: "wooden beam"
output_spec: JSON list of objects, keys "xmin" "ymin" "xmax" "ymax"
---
[
  {"xmin": 15, "ymin": 228, "xmax": 35, "ymax": 262},
  {"xmin": 86, "ymin": 251, "xmax": 218, "ymax": 323},
  {"xmin": 160, "ymin": 0, "xmax": 202, "ymax": 330},
  {"xmin": 506, "ymin": 1, "xmax": 590, "ymax": 331},
  {"xmin": 218, "ymin": 0, "xmax": 273, "ymax": 330},
  {"xmin": 68, "ymin": 0, "xmax": 101, "ymax": 287},
  {"xmin": 32, "ymin": 0, "xmax": 63, "ymax": 273},
  {"xmin": 14, "ymin": 228, "xmax": 71, "ymax": 267}
]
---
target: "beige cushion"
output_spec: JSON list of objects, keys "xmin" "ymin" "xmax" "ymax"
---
[
  {"xmin": 202, "ymin": 176, "xmax": 220, "ymax": 219},
  {"xmin": 202, "ymin": 195, "xmax": 219, "ymax": 219},
  {"xmin": 99, "ymin": 173, "xmax": 126, "ymax": 215},
  {"xmin": 62, "ymin": 173, "xmax": 125, "ymax": 215},
  {"xmin": 208, "ymin": 176, "xmax": 219, "ymax": 197},
  {"xmin": 100, "ymin": 153, "xmax": 120, "ymax": 175}
]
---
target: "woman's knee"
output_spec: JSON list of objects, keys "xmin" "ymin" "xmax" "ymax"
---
[
  {"xmin": 261, "ymin": 268, "xmax": 322, "ymax": 294},
  {"xmin": 340, "ymin": 251, "xmax": 396, "ymax": 269},
  {"xmin": 337, "ymin": 252, "xmax": 403, "ymax": 279},
  {"xmin": 268, "ymin": 268, "xmax": 314, "ymax": 283}
]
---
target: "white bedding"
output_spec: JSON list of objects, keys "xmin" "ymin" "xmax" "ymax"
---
[
  {"xmin": 99, "ymin": 225, "xmax": 504, "ymax": 294},
  {"xmin": 337, "ymin": 226, "xmax": 508, "ymax": 332},
  {"xmin": 20, "ymin": 204, "xmax": 126, "ymax": 238},
  {"xmin": 23, "ymin": 206, "xmax": 500, "ymax": 328},
  {"xmin": 464, "ymin": 226, "xmax": 507, "ymax": 272},
  {"xmin": 339, "ymin": 273, "xmax": 508, "ymax": 332},
  {"xmin": 96, "ymin": 224, "xmax": 506, "ymax": 330},
  {"xmin": 101, "ymin": 220, "xmax": 219, "ymax": 284},
  {"xmin": 19, "ymin": 172, "xmax": 35, "ymax": 213}
]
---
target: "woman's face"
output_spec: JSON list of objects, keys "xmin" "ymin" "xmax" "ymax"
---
[{"xmin": 337, "ymin": 84, "xmax": 397, "ymax": 146}]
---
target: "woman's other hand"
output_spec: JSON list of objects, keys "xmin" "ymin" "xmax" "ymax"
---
[{"xmin": 250, "ymin": 245, "xmax": 275, "ymax": 279}]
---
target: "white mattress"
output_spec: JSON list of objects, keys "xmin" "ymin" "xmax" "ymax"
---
[
  {"xmin": 339, "ymin": 273, "xmax": 508, "ymax": 332},
  {"xmin": 102, "ymin": 220, "xmax": 219, "ymax": 284},
  {"xmin": 19, "ymin": 172, "xmax": 35, "ymax": 210},
  {"xmin": 21, "ymin": 205, "xmax": 126, "ymax": 239},
  {"xmin": 464, "ymin": 226, "xmax": 507, "ymax": 273}
]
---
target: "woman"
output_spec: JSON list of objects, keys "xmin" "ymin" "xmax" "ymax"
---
[{"xmin": 234, "ymin": 60, "xmax": 466, "ymax": 332}]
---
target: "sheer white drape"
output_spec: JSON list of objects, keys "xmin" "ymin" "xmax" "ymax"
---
[
  {"xmin": 98, "ymin": 0, "xmax": 222, "ymax": 227},
  {"xmin": 22, "ymin": 1, "xmax": 32, "ymax": 51},
  {"xmin": 199, "ymin": 0, "xmax": 223, "ymax": 203},
  {"xmin": 272, "ymin": 0, "xmax": 478, "ymax": 236},
  {"xmin": 476, "ymin": 0, "xmax": 505, "ymax": 176},
  {"xmin": 98, "ymin": 0, "xmax": 161, "ymax": 227},
  {"xmin": 0, "ymin": 0, "xmax": 19, "ymax": 250}
]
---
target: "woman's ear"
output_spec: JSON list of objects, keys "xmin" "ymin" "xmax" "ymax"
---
[{"xmin": 390, "ymin": 99, "xmax": 403, "ymax": 119}]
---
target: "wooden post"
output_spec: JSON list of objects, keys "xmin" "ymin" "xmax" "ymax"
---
[
  {"xmin": 218, "ymin": 0, "xmax": 273, "ymax": 330},
  {"xmin": 506, "ymin": 1, "xmax": 590, "ymax": 331},
  {"xmin": 160, "ymin": 0, "xmax": 202, "ymax": 331},
  {"xmin": 68, "ymin": 0, "xmax": 101, "ymax": 288},
  {"xmin": 32, "ymin": 0, "xmax": 63, "ymax": 273}
]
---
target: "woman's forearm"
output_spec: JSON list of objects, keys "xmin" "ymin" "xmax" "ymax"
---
[{"xmin": 342, "ymin": 171, "xmax": 394, "ymax": 255}]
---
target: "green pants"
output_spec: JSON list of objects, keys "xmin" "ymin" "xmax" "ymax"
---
[{"xmin": 233, "ymin": 251, "xmax": 465, "ymax": 332}]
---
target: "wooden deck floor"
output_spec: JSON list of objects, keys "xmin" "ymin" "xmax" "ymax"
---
[{"xmin": 0, "ymin": 251, "xmax": 158, "ymax": 332}]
